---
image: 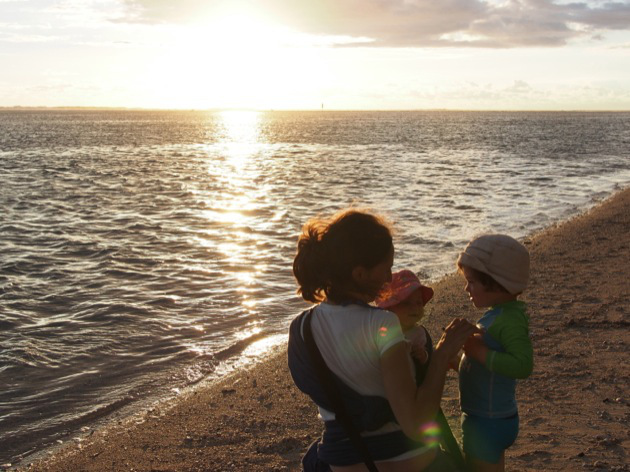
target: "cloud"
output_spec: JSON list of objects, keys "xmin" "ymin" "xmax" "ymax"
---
[
  {"xmin": 400, "ymin": 77, "xmax": 630, "ymax": 110},
  {"xmin": 0, "ymin": 1, "xmax": 154, "ymax": 46},
  {"xmin": 506, "ymin": 80, "xmax": 534, "ymax": 93},
  {"xmin": 117, "ymin": 0, "xmax": 630, "ymax": 48},
  {"xmin": 0, "ymin": 20, "xmax": 59, "ymax": 43}
]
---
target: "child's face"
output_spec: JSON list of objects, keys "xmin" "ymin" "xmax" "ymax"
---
[
  {"xmin": 389, "ymin": 289, "xmax": 425, "ymax": 331},
  {"xmin": 461, "ymin": 266, "xmax": 513, "ymax": 308}
]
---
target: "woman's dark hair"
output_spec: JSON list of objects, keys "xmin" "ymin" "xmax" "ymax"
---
[{"xmin": 293, "ymin": 209, "xmax": 393, "ymax": 303}]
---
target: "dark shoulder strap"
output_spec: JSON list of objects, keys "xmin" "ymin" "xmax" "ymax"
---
[
  {"xmin": 302, "ymin": 309, "xmax": 380, "ymax": 472},
  {"xmin": 422, "ymin": 326, "xmax": 433, "ymax": 354}
]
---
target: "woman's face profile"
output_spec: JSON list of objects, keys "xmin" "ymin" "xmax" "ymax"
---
[{"xmin": 354, "ymin": 247, "xmax": 394, "ymax": 301}]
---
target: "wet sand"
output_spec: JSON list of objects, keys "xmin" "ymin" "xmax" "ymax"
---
[{"xmin": 13, "ymin": 187, "xmax": 630, "ymax": 472}]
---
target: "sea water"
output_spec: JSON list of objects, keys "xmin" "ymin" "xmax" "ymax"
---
[{"xmin": 1, "ymin": 110, "xmax": 629, "ymax": 464}]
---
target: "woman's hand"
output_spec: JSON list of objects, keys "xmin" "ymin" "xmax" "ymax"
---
[{"xmin": 434, "ymin": 318, "xmax": 480, "ymax": 362}]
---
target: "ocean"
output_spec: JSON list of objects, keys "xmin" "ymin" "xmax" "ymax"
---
[{"xmin": 1, "ymin": 109, "xmax": 629, "ymax": 464}]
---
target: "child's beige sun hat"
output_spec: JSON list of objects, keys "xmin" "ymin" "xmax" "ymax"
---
[{"xmin": 457, "ymin": 234, "xmax": 530, "ymax": 294}]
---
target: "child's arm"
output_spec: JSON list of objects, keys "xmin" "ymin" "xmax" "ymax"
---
[
  {"xmin": 484, "ymin": 313, "xmax": 533, "ymax": 379},
  {"xmin": 410, "ymin": 343, "xmax": 429, "ymax": 364},
  {"xmin": 407, "ymin": 328, "xmax": 429, "ymax": 364}
]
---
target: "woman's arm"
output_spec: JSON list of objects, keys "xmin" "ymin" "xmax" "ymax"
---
[{"xmin": 380, "ymin": 318, "xmax": 478, "ymax": 440}]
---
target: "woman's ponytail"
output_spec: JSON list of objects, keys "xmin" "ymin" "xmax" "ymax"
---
[{"xmin": 293, "ymin": 222, "xmax": 329, "ymax": 303}]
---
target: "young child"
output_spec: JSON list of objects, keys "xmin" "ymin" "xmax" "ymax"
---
[
  {"xmin": 456, "ymin": 234, "xmax": 533, "ymax": 472},
  {"xmin": 375, "ymin": 269, "xmax": 434, "ymax": 381}
]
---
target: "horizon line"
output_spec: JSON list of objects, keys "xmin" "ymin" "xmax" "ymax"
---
[{"xmin": 2, "ymin": 106, "xmax": 630, "ymax": 113}]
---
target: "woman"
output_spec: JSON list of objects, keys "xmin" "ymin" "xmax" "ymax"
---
[{"xmin": 288, "ymin": 209, "xmax": 477, "ymax": 471}]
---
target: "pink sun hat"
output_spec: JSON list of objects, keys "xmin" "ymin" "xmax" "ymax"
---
[{"xmin": 376, "ymin": 269, "xmax": 434, "ymax": 309}]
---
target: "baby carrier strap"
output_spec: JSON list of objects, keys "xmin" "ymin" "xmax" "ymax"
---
[
  {"xmin": 287, "ymin": 308, "xmax": 396, "ymax": 432},
  {"xmin": 413, "ymin": 326, "xmax": 434, "ymax": 386},
  {"xmin": 301, "ymin": 308, "xmax": 380, "ymax": 472}
]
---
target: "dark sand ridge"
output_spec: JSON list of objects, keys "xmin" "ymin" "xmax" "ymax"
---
[{"xmin": 12, "ymin": 187, "xmax": 630, "ymax": 472}]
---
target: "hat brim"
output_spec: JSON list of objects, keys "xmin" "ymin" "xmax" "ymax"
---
[
  {"xmin": 457, "ymin": 251, "xmax": 526, "ymax": 295},
  {"xmin": 376, "ymin": 283, "xmax": 434, "ymax": 308}
]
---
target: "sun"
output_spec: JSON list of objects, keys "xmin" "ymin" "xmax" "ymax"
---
[{"xmin": 142, "ymin": 8, "xmax": 326, "ymax": 110}]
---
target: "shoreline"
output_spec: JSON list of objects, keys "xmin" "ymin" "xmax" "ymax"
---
[{"xmin": 12, "ymin": 186, "xmax": 630, "ymax": 472}]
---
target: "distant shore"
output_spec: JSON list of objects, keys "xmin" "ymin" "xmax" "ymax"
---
[{"xmin": 13, "ymin": 186, "xmax": 630, "ymax": 472}]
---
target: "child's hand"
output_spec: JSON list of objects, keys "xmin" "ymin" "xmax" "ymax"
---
[
  {"xmin": 406, "ymin": 327, "xmax": 428, "ymax": 364},
  {"xmin": 411, "ymin": 344, "xmax": 429, "ymax": 364},
  {"xmin": 435, "ymin": 318, "xmax": 479, "ymax": 361},
  {"xmin": 463, "ymin": 333, "xmax": 489, "ymax": 365}
]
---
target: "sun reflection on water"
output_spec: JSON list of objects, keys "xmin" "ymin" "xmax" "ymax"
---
[
  {"xmin": 189, "ymin": 110, "xmax": 269, "ymax": 359},
  {"xmin": 235, "ymin": 325, "xmax": 262, "ymax": 340},
  {"xmin": 241, "ymin": 333, "xmax": 285, "ymax": 358},
  {"xmin": 219, "ymin": 110, "xmax": 261, "ymax": 142},
  {"xmin": 218, "ymin": 110, "xmax": 263, "ymax": 168}
]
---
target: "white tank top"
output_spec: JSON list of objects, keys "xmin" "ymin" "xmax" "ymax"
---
[{"xmin": 308, "ymin": 302, "xmax": 405, "ymax": 398}]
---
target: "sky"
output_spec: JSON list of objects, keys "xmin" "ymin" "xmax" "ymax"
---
[{"xmin": 1, "ymin": 0, "xmax": 630, "ymax": 110}]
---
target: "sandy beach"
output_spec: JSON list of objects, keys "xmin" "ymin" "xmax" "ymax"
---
[{"xmin": 12, "ymin": 187, "xmax": 630, "ymax": 472}]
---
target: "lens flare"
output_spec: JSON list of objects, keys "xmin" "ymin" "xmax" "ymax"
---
[{"xmin": 419, "ymin": 420, "xmax": 441, "ymax": 447}]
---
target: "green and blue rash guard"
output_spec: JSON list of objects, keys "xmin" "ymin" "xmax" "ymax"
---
[{"xmin": 459, "ymin": 300, "xmax": 533, "ymax": 418}]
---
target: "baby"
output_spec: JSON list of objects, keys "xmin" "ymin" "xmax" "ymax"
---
[{"xmin": 375, "ymin": 269, "xmax": 434, "ymax": 375}]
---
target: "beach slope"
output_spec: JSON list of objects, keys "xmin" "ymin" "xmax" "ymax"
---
[{"xmin": 16, "ymin": 187, "xmax": 630, "ymax": 472}]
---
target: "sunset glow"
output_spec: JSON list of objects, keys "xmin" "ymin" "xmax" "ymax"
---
[
  {"xmin": 143, "ymin": 12, "xmax": 322, "ymax": 110},
  {"xmin": 2, "ymin": 0, "xmax": 630, "ymax": 110}
]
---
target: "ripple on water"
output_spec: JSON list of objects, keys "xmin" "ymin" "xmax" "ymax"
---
[{"xmin": 0, "ymin": 110, "xmax": 629, "ymax": 464}]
